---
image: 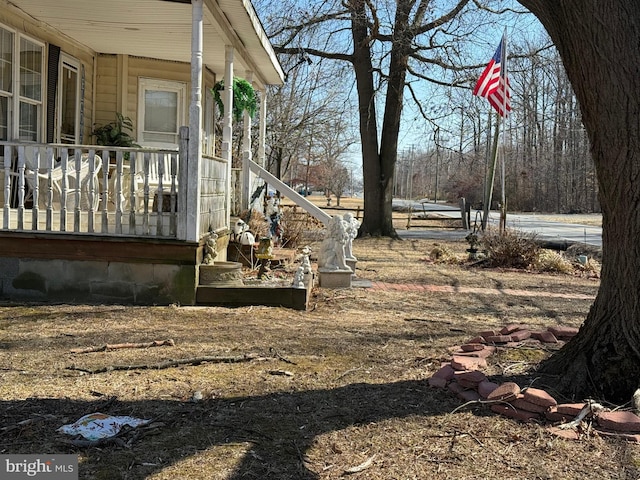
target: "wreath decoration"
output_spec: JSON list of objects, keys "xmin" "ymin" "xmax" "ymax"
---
[{"xmin": 212, "ymin": 77, "xmax": 257, "ymax": 122}]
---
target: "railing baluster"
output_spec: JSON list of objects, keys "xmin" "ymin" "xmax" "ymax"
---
[
  {"xmin": 114, "ymin": 150, "xmax": 123, "ymax": 234},
  {"xmin": 142, "ymin": 152, "xmax": 150, "ymax": 235},
  {"xmin": 170, "ymin": 152, "xmax": 178, "ymax": 236},
  {"xmin": 45, "ymin": 147, "xmax": 54, "ymax": 231},
  {"xmin": 128, "ymin": 151, "xmax": 137, "ymax": 235},
  {"xmin": 59, "ymin": 150, "xmax": 68, "ymax": 232},
  {"xmin": 30, "ymin": 147, "xmax": 40, "ymax": 230},
  {"xmin": 16, "ymin": 146, "xmax": 25, "ymax": 230},
  {"xmin": 101, "ymin": 148, "xmax": 110, "ymax": 232},
  {"xmin": 155, "ymin": 152, "xmax": 164, "ymax": 236},
  {"xmin": 2, "ymin": 145, "xmax": 11, "ymax": 229}
]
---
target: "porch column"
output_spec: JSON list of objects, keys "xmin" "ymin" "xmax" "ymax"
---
[
  {"xmin": 184, "ymin": 0, "xmax": 204, "ymax": 241},
  {"xmin": 222, "ymin": 46, "xmax": 234, "ymax": 226},
  {"xmin": 258, "ymin": 88, "xmax": 267, "ymax": 168},
  {"xmin": 241, "ymin": 71, "xmax": 253, "ymax": 211}
]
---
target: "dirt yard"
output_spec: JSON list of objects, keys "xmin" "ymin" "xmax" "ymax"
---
[{"xmin": 1, "ymin": 231, "xmax": 636, "ymax": 480}]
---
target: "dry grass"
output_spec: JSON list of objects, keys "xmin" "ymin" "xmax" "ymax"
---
[{"xmin": 1, "ymin": 231, "xmax": 635, "ymax": 480}]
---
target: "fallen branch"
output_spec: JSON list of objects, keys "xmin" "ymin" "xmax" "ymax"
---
[
  {"xmin": 70, "ymin": 339, "xmax": 175, "ymax": 354},
  {"xmin": 344, "ymin": 454, "xmax": 376, "ymax": 474},
  {"xmin": 269, "ymin": 347, "xmax": 297, "ymax": 365},
  {"xmin": 1, "ymin": 414, "xmax": 57, "ymax": 433},
  {"xmin": 66, "ymin": 353, "xmax": 266, "ymax": 374},
  {"xmin": 558, "ymin": 400, "xmax": 606, "ymax": 430}
]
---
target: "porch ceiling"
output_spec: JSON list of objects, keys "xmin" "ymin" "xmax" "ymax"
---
[{"xmin": 9, "ymin": 0, "xmax": 284, "ymax": 88}]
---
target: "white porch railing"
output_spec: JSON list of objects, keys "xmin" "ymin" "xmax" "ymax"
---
[{"xmin": 0, "ymin": 142, "xmax": 228, "ymax": 240}]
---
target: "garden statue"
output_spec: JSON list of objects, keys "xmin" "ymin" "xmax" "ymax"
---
[
  {"xmin": 343, "ymin": 212, "xmax": 360, "ymax": 261},
  {"xmin": 256, "ymin": 237, "xmax": 274, "ymax": 280},
  {"xmin": 293, "ymin": 266, "xmax": 305, "ymax": 288},
  {"xmin": 300, "ymin": 245, "xmax": 313, "ymax": 274},
  {"xmin": 265, "ymin": 196, "xmax": 283, "ymax": 245},
  {"xmin": 318, "ymin": 215, "xmax": 349, "ymax": 271},
  {"xmin": 202, "ymin": 231, "xmax": 218, "ymax": 265},
  {"xmin": 232, "ymin": 219, "xmax": 255, "ymax": 246}
]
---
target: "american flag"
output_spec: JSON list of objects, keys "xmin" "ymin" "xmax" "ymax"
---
[{"xmin": 473, "ymin": 37, "xmax": 511, "ymax": 117}]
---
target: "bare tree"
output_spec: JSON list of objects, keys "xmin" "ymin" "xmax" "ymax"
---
[
  {"xmin": 517, "ymin": 0, "xmax": 640, "ymax": 402},
  {"xmin": 263, "ymin": 57, "xmax": 343, "ymax": 181},
  {"xmin": 264, "ymin": 0, "xmax": 484, "ymax": 237}
]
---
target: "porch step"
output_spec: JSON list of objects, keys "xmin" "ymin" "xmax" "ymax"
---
[{"xmin": 195, "ymin": 283, "xmax": 312, "ymax": 310}]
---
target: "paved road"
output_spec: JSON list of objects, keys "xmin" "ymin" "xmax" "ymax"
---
[{"xmin": 394, "ymin": 199, "xmax": 602, "ymax": 247}]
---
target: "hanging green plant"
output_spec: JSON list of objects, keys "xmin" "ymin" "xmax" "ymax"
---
[{"xmin": 212, "ymin": 77, "xmax": 257, "ymax": 122}]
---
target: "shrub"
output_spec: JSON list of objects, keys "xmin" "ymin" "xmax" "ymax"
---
[
  {"xmin": 280, "ymin": 206, "xmax": 323, "ymax": 248},
  {"xmin": 479, "ymin": 228, "xmax": 540, "ymax": 269},
  {"xmin": 534, "ymin": 250, "xmax": 575, "ymax": 274},
  {"xmin": 429, "ymin": 245, "xmax": 460, "ymax": 264}
]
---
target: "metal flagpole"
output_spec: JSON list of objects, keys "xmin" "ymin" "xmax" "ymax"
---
[
  {"xmin": 481, "ymin": 112, "xmax": 501, "ymax": 231},
  {"xmin": 499, "ymin": 28, "xmax": 508, "ymax": 232}
]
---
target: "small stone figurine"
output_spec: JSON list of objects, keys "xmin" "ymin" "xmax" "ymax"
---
[
  {"xmin": 300, "ymin": 245, "xmax": 312, "ymax": 274},
  {"xmin": 343, "ymin": 212, "xmax": 360, "ymax": 261},
  {"xmin": 203, "ymin": 231, "xmax": 218, "ymax": 265},
  {"xmin": 292, "ymin": 266, "xmax": 305, "ymax": 288}
]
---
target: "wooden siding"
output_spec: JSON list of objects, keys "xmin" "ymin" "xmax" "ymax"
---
[{"xmin": 94, "ymin": 54, "xmax": 119, "ymax": 130}]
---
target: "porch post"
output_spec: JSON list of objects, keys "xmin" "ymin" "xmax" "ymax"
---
[
  {"xmin": 258, "ymin": 88, "xmax": 267, "ymax": 168},
  {"xmin": 241, "ymin": 71, "xmax": 253, "ymax": 211},
  {"xmin": 222, "ymin": 46, "xmax": 234, "ymax": 226},
  {"xmin": 185, "ymin": 0, "xmax": 204, "ymax": 242}
]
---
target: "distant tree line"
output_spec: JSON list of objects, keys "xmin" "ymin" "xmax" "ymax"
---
[{"xmin": 396, "ymin": 39, "xmax": 596, "ymax": 213}]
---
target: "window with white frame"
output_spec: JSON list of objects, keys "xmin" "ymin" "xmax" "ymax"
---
[
  {"xmin": 18, "ymin": 36, "xmax": 43, "ymax": 142},
  {"xmin": 57, "ymin": 54, "xmax": 80, "ymax": 144},
  {"xmin": 0, "ymin": 24, "xmax": 43, "ymax": 142},
  {"xmin": 0, "ymin": 26, "xmax": 13, "ymax": 141},
  {"xmin": 137, "ymin": 78, "xmax": 186, "ymax": 148}
]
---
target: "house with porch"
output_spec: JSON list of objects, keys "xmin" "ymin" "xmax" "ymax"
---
[{"xmin": 0, "ymin": 0, "xmax": 330, "ymax": 305}]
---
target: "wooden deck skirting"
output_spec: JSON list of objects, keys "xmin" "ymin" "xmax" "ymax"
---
[{"xmin": 0, "ymin": 231, "xmax": 198, "ymax": 265}]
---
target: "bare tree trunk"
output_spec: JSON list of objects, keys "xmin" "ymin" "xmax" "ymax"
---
[
  {"xmin": 520, "ymin": 0, "xmax": 640, "ymax": 402},
  {"xmin": 349, "ymin": 0, "xmax": 395, "ymax": 237}
]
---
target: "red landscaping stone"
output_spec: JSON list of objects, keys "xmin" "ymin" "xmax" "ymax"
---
[
  {"xmin": 479, "ymin": 330, "xmax": 501, "ymax": 338},
  {"xmin": 531, "ymin": 330, "xmax": 559, "ymax": 343},
  {"xmin": 451, "ymin": 355, "xmax": 487, "ymax": 371},
  {"xmin": 546, "ymin": 407, "xmax": 570, "ymax": 422},
  {"xmin": 547, "ymin": 426, "xmax": 581, "ymax": 440},
  {"xmin": 523, "ymin": 388, "xmax": 558, "ymax": 407},
  {"xmin": 448, "ymin": 381, "xmax": 465, "ymax": 394},
  {"xmin": 547, "ymin": 326, "xmax": 579, "ymax": 339},
  {"xmin": 596, "ymin": 411, "xmax": 640, "ymax": 432},
  {"xmin": 491, "ymin": 404, "xmax": 540, "ymax": 422},
  {"xmin": 454, "ymin": 346, "xmax": 496, "ymax": 359},
  {"xmin": 512, "ymin": 395, "xmax": 550, "ymax": 414},
  {"xmin": 487, "ymin": 382, "xmax": 521, "ymax": 402},
  {"xmin": 459, "ymin": 389, "xmax": 481, "ymax": 402},
  {"xmin": 501, "ymin": 324, "xmax": 528, "ymax": 335},
  {"xmin": 432, "ymin": 364, "xmax": 456, "ymax": 381},
  {"xmin": 509, "ymin": 330, "xmax": 532, "ymax": 342},
  {"xmin": 485, "ymin": 335, "xmax": 512, "ymax": 344},
  {"xmin": 556, "ymin": 403, "xmax": 587, "ymax": 416},
  {"xmin": 455, "ymin": 370, "xmax": 487, "ymax": 384},
  {"xmin": 428, "ymin": 376, "xmax": 448, "ymax": 388},
  {"xmin": 478, "ymin": 380, "xmax": 500, "ymax": 399},
  {"xmin": 461, "ymin": 343, "xmax": 486, "ymax": 352},
  {"xmin": 467, "ymin": 336, "xmax": 486, "ymax": 344}
]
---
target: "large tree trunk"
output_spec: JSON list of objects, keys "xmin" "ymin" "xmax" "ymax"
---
[
  {"xmin": 376, "ymin": 1, "xmax": 414, "ymax": 239},
  {"xmin": 349, "ymin": 0, "xmax": 397, "ymax": 237},
  {"xmin": 519, "ymin": 0, "xmax": 640, "ymax": 402}
]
